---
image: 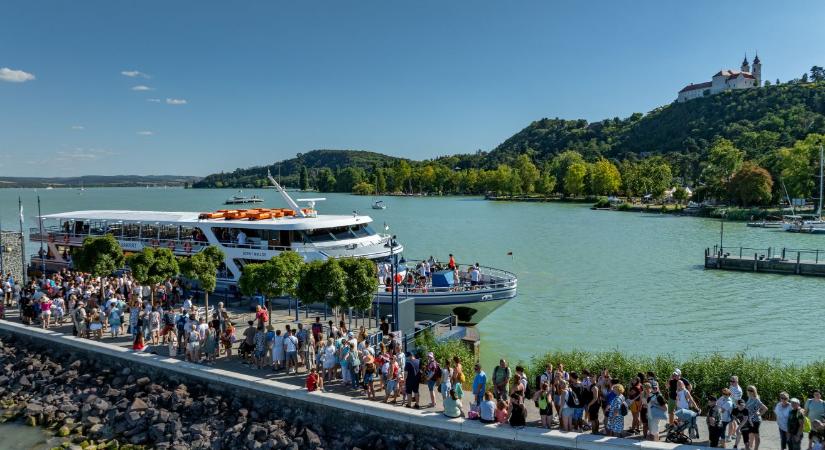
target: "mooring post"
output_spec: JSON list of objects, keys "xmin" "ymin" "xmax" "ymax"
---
[
  {"xmin": 797, "ymin": 252, "xmax": 801, "ymax": 274},
  {"xmin": 754, "ymin": 253, "xmax": 758, "ymax": 272},
  {"xmin": 782, "ymin": 248, "xmax": 786, "ymax": 260}
]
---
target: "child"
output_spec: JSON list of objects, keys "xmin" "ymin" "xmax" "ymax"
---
[
  {"xmin": 495, "ymin": 398, "xmax": 509, "ymax": 424},
  {"xmin": 306, "ymin": 368, "xmax": 323, "ymax": 392},
  {"xmin": 133, "ymin": 330, "xmax": 146, "ymax": 351}
]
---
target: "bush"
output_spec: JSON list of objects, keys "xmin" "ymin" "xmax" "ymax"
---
[
  {"xmin": 414, "ymin": 331, "xmax": 475, "ymax": 383},
  {"xmin": 528, "ymin": 350, "xmax": 825, "ymax": 420},
  {"xmin": 616, "ymin": 202, "xmax": 632, "ymax": 211},
  {"xmin": 593, "ymin": 197, "xmax": 610, "ymax": 208}
]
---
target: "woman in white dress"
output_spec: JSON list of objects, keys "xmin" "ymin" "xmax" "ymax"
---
[
  {"xmin": 272, "ymin": 329, "xmax": 285, "ymax": 371},
  {"xmin": 323, "ymin": 338, "xmax": 337, "ymax": 382}
]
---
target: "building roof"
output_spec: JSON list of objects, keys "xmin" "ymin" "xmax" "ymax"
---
[
  {"xmin": 679, "ymin": 81, "xmax": 712, "ymax": 93},
  {"xmin": 713, "ymin": 69, "xmax": 755, "ymax": 80}
]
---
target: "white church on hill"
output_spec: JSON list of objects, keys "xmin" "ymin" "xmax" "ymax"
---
[{"xmin": 677, "ymin": 54, "xmax": 762, "ymax": 102}]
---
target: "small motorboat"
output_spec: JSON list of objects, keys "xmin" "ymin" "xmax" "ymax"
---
[
  {"xmin": 224, "ymin": 195, "xmax": 263, "ymax": 205},
  {"xmin": 371, "ymin": 200, "xmax": 386, "ymax": 210}
]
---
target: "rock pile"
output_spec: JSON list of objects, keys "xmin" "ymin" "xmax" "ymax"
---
[{"xmin": 0, "ymin": 337, "xmax": 435, "ymax": 450}]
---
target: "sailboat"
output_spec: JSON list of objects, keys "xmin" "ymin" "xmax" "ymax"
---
[
  {"xmin": 371, "ymin": 185, "xmax": 386, "ymax": 209},
  {"xmin": 784, "ymin": 145, "xmax": 825, "ymax": 233}
]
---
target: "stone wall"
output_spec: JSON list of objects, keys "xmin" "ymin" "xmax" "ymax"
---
[{"xmin": 0, "ymin": 231, "xmax": 24, "ymax": 282}]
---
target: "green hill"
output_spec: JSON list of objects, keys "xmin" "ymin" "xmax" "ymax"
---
[
  {"xmin": 0, "ymin": 175, "xmax": 200, "ymax": 188},
  {"xmin": 488, "ymin": 82, "xmax": 825, "ymax": 167},
  {"xmin": 192, "ymin": 149, "xmax": 403, "ymax": 189}
]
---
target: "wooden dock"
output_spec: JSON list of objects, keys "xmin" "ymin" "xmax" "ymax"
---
[{"xmin": 704, "ymin": 246, "xmax": 825, "ymax": 276}]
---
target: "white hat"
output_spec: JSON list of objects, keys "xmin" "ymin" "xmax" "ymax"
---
[{"xmin": 674, "ymin": 368, "xmax": 682, "ymax": 376}]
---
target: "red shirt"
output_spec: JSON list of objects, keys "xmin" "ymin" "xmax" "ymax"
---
[
  {"xmin": 306, "ymin": 373, "xmax": 319, "ymax": 391},
  {"xmin": 448, "ymin": 256, "xmax": 456, "ymax": 269}
]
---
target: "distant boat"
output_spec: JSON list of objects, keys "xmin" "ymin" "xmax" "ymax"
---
[
  {"xmin": 371, "ymin": 200, "xmax": 386, "ymax": 210},
  {"xmin": 45, "ymin": 186, "xmax": 54, "ymax": 190},
  {"xmin": 224, "ymin": 195, "xmax": 264, "ymax": 205},
  {"xmin": 747, "ymin": 215, "xmax": 785, "ymax": 228}
]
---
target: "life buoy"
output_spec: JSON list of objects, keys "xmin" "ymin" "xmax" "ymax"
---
[
  {"xmin": 167, "ymin": 241, "xmax": 176, "ymax": 250},
  {"xmin": 63, "ymin": 235, "xmax": 70, "ymax": 244},
  {"xmin": 184, "ymin": 242, "xmax": 193, "ymax": 253}
]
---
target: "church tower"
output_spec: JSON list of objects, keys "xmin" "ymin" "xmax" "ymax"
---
[
  {"xmin": 752, "ymin": 53, "xmax": 762, "ymax": 86},
  {"xmin": 741, "ymin": 54, "xmax": 750, "ymax": 73}
]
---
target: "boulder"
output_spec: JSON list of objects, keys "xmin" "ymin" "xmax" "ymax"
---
[{"xmin": 128, "ymin": 398, "xmax": 148, "ymax": 412}]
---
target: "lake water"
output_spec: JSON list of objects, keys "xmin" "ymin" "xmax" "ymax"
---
[{"xmin": 1, "ymin": 187, "xmax": 823, "ymax": 369}]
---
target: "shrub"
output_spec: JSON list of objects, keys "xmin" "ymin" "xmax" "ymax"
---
[
  {"xmin": 414, "ymin": 332, "xmax": 475, "ymax": 383},
  {"xmin": 617, "ymin": 202, "xmax": 632, "ymax": 211},
  {"xmin": 593, "ymin": 197, "xmax": 610, "ymax": 208}
]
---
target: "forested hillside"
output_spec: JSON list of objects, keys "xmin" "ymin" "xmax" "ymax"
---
[{"xmin": 194, "ymin": 75, "xmax": 825, "ymax": 206}]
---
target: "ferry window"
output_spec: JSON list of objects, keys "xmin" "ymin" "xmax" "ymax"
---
[
  {"xmin": 123, "ymin": 223, "xmax": 141, "ymax": 238},
  {"xmin": 141, "ymin": 224, "xmax": 159, "ymax": 240},
  {"xmin": 90, "ymin": 221, "xmax": 107, "ymax": 235},
  {"xmin": 108, "ymin": 223, "xmax": 123, "ymax": 237},
  {"xmin": 180, "ymin": 226, "xmax": 195, "ymax": 241},
  {"xmin": 159, "ymin": 224, "xmax": 178, "ymax": 240}
]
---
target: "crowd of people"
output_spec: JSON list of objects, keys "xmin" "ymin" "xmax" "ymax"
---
[
  {"xmin": 5, "ymin": 268, "xmax": 825, "ymax": 449},
  {"xmin": 378, "ymin": 254, "xmax": 484, "ymax": 293}
]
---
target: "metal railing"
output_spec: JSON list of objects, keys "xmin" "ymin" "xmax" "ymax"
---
[
  {"xmin": 382, "ymin": 262, "xmax": 517, "ymax": 296},
  {"xmin": 711, "ymin": 245, "xmax": 825, "ymax": 264},
  {"xmin": 403, "ymin": 314, "xmax": 455, "ymax": 353}
]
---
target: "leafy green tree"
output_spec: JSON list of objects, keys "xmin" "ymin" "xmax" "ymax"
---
[
  {"xmin": 296, "ymin": 259, "xmax": 347, "ymax": 312},
  {"xmin": 178, "ymin": 245, "xmax": 225, "ymax": 320},
  {"xmin": 563, "ymin": 162, "xmax": 587, "ymax": 197},
  {"xmin": 812, "ymin": 66, "xmax": 825, "ymax": 83},
  {"xmin": 620, "ymin": 160, "xmax": 643, "ymax": 199},
  {"xmin": 640, "ymin": 157, "xmax": 673, "ymax": 199},
  {"xmin": 672, "ymin": 186, "xmax": 689, "ymax": 205},
  {"xmin": 728, "ymin": 162, "xmax": 774, "ymax": 206},
  {"xmin": 299, "ymin": 166, "xmax": 309, "ymax": 191},
  {"xmin": 352, "ymin": 181, "xmax": 375, "ymax": 195},
  {"xmin": 338, "ymin": 258, "xmax": 378, "ymax": 312},
  {"xmin": 335, "ymin": 167, "xmax": 365, "ymax": 192},
  {"xmin": 549, "ymin": 150, "xmax": 585, "ymax": 192},
  {"xmin": 537, "ymin": 173, "xmax": 557, "ymax": 196},
  {"xmin": 71, "ymin": 234, "xmax": 125, "ymax": 277},
  {"xmin": 375, "ymin": 169, "xmax": 387, "ymax": 193},
  {"xmin": 127, "ymin": 247, "xmax": 180, "ymax": 306},
  {"xmin": 393, "ymin": 161, "xmax": 412, "ymax": 193},
  {"xmin": 491, "ymin": 164, "xmax": 514, "ymax": 196},
  {"xmin": 588, "ymin": 158, "xmax": 622, "ymax": 195},
  {"xmin": 317, "ymin": 168, "xmax": 337, "ymax": 192},
  {"xmin": 702, "ymin": 138, "xmax": 745, "ymax": 201},
  {"xmin": 513, "ymin": 154, "xmax": 540, "ymax": 193}
]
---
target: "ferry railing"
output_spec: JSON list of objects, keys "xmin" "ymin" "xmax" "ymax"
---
[{"xmin": 402, "ymin": 314, "xmax": 455, "ymax": 353}]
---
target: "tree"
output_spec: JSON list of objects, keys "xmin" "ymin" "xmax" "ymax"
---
[
  {"xmin": 672, "ymin": 186, "xmax": 689, "ymax": 205},
  {"xmin": 537, "ymin": 173, "xmax": 557, "ymax": 196},
  {"xmin": 812, "ymin": 66, "xmax": 825, "ymax": 83},
  {"xmin": 393, "ymin": 161, "xmax": 412, "ymax": 193},
  {"xmin": 178, "ymin": 245, "xmax": 224, "ymax": 321},
  {"xmin": 549, "ymin": 150, "xmax": 585, "ymax": 192},
  {"xmin": 339, "ymin": 257, "xmax": 378, "ymax": 314},
  {"xmin": 640, "ymin": 157, "xmax": 673, "ymax": 199},
  {"xmin": 491, "ymin": 164, "xmax": 514, "ymax": 196},
  {"xmin": 299, "ymin": 166, "xmax": 309, "ymax": 191},
  {"xmin": 375, "ymin": 169, "xmax": 387, "ymax": 193},
  {"xmin": 71, "ymin": 234, "xmax": 124, "ymax": 277},
  {"xmin": 701, "ymin": 138, "xmax": 745, "ymax": 201},
  {"xmin": 728, "ymin": 162, "xmax": 774, "ymax": 206},
  {"xmin": 587, "ymin": 158, "xmax": 622, "ymax": 195},
  {"xmin": 316, "ymin": 168, "xmax": 336, "ymax": 192},
  {"xmin": 513, "ymin": 154, "xmax": 539, "ymax": 194},
  {"xmin": 127, "ymin": 247, "xmax": 180, "ymax": 306},
  {"xmin": 295, "ymin": 259, "xmax": 346, "ymax": 312},
  {"xmin": 335, "ymin": 167, "xmax": 365, "ymax": 192},
  {"xmin": 352, "ymin": 181, "xmax": 375, "ymax": 196},
  {"xmin": 564, "ymin": 162, "xmax": 587, "ymax": 197},
  {"xmin": 802, "ymin": 73, "xmax": 809, "ymax": 83}
]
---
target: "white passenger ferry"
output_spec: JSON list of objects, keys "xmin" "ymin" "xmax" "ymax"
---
[{"xmin": 29, "ymin": 174, "xmax": 517, "ymax": 324}]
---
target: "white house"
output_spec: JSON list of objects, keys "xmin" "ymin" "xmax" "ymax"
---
[{"xmin": 677, "ymin": 54, "xmax": 761, "ymax": 102}]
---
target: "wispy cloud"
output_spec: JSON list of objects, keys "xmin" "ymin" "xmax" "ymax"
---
[
  {"xmin": 136, "ymin": 131, "xmax": 154, "ymax": 136},
  {"xmin": 71, "ymin": 125, "xmax": 85, "ymax": 130},
  {"xmin": 0, "ymin": 67, "xmax": 35, "ymax": 83},
  {"xmin": 131, "ymin": 85, "xmax": 154, "ymax": 91},
  {"xmin": 165, "ymin": 98, "xmax": 187, "ymax": 105},
  {"xmin": 121, "ymin": 70, "xmax": 150, "ymax": 78},
  {"xmin": 55, "ymin": 148, "xmax": 116, "ymax": 162},
  {"xmin": 146, "ymin": 98, "xmax": 161, "ymax": 103}
]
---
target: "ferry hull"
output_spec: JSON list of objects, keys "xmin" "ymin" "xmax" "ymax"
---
[{"xmin": 373, "ymin": 285, "xmax": 517, "ymax": 325}]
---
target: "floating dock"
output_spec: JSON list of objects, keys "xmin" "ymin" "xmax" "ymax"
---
[{"xmin": 704, "ymin": 246, "xmax": 825, "ymax": 276}]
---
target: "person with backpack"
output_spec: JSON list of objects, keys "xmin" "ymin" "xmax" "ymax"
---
[
  {"xmin": 533, "ymin": 382, "xmax": 553, "ymax": 429},
  {"xmin": 492, "ymin": 359, "xmax": 511, "ymax": 401},
  {"xmin": 606, "ymin": 384, "xmax": 626, "ymax": 437},
  {"xmin": 789, "ymin": 398, "xmax": 806, "ymax": 450},
  {"xmin": 559, "ymin": 380, "xmax": 574, "ymax": 431},
  {"xmin": 569, "ymin": 372, "xmax": 586, "ymax": 432},
  {"xmin": 646, "ymin": 381, "xmax": 668, "ymax": 441}
]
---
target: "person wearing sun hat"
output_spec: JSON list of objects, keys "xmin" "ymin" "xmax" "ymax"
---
[{"xmin": 789, "ymin": 398, "xmax": 805, "ymax": 450}]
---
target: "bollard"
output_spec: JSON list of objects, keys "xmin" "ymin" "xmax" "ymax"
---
[
  {"xmin": 797, "ymin": 253, "xmax": 801, "ymax": 274},
  {"xmin": 754, "ymin": 253, "xmax": 758, "ymax": 272}
]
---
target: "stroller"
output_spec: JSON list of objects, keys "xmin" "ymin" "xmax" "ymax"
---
[{"xmin": 665, "ymin": 408, "xmax": 700, "ymax": 444}]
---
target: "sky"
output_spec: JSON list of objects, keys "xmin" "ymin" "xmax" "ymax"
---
[{"xmin": 1, "ymin": 0, "xmax": 824, "ymax": 177}]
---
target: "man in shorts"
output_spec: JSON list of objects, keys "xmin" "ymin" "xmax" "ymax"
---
[
  {"xmin": 284, "ymin": 329, "xmax": 299, "ymax": 375},
  {"xmin": 404, "ymin": 352, "xmax": 421, "ymax": 409}
]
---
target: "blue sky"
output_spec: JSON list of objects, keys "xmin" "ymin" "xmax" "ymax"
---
[{"xmin": 1, "ymin": 0, "xmax": 824, "ymax": 177}]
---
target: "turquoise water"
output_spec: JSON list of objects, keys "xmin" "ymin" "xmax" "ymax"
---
[
  {"xmin": 1, "ymin": 188, "xmax": 823, "ymax": 369},
  {"xmin": 0, "ymin": 422, "xmax": 53, "ymax": 449}
]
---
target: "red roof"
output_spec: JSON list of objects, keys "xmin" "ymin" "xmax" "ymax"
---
[
  {"xmin": 713, "ymin": 70, "xmax": 755, "ymax": 80},
  {"xmin": 679, "ymin": 81, "xmax": 712, "ymax": 93}
]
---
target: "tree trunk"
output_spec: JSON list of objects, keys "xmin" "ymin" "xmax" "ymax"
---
[{"xmin": 205, "ymin": 291, "xmax": 209, "ymax": 322}]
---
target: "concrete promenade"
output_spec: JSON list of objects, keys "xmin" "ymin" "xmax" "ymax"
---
[{"xmin": 0, "ymin": 311, "xmax": 787, "ymax": 450}]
